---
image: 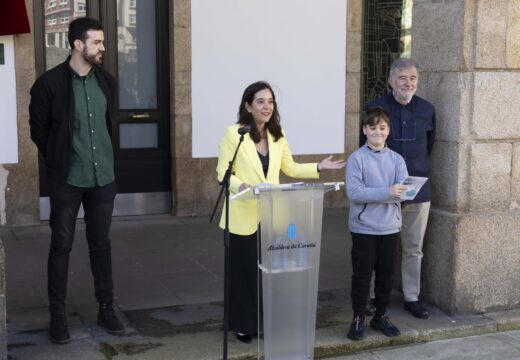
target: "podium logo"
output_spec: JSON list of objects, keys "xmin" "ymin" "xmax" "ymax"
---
[{"xmin": 287, "ymin": 224, "xmax": 297, "ymax": 240}]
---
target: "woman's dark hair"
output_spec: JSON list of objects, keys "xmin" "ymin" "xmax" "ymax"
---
[
  {"xmin": 237, "ymin": 81, "xmax": 283, "ymax": 143},
  {"xmin": 68, "ymin": 17, "xmax": 104, "ymax": 49},
  {"xmin": 363, "ymin": 107, "xmax": 391, "ymax": 127}
]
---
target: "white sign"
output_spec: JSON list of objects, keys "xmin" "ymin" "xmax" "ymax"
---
[
  {"xmin": 192, "ymin": 0, "xmax": 347, "ymax": 158},
  {"xmin": 0, "ymin": 36, "xmax": 18, "ymax": 164}
]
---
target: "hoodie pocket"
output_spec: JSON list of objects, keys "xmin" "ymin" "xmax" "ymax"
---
[
  {"xmin": 357, "ymin": 204, "xmax": 367, "ymax": 221},
  {"xmin": 394, "ymin": 203, "xmax": 401, "ymax": 222}
]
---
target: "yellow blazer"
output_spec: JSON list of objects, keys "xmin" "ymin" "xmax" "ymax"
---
[{"xmin": 217, "ymin": 124, "xmax": 319, "ymax": 235}]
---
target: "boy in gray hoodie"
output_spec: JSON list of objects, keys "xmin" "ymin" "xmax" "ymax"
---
[{"xmin": 346, "ymin": 107, "xmax": 408, "ymax": 340}]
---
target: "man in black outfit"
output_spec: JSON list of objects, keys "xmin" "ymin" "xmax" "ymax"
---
[{"xmin": 29, "ymin": 17, "xmax": 124, "ymax": 344}]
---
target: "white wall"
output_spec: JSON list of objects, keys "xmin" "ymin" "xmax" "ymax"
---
[
  {"xmin": 191, "ymin": 0, "xmax": 347, "ymax": 158},
  {"xmin": 0, "ymin": 36, "xmax": 18, "ymax": 164}
]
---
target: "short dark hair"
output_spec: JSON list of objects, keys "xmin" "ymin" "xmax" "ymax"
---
[
  {"xmin": 68, "ymin": 17, "xmax": 103, "ymax": 49},
  {"xmin": 363, "ymin": 107, "xmax": 391, "ymax": 127},
  {"xmin": 236, "ymin": 81, "xmax": 283, "ymax": 143}
]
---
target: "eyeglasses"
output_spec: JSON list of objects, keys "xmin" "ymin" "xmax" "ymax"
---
[{"xmin": 391, "ymin": 120, "xmax": 416, "ymax": 142}]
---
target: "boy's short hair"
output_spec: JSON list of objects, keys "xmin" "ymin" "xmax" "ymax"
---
[
  {"xmin": 68, "ymin": 17, "xmax": 103, "ymax": 49},
  {"xmin": 363, "ymin": 107, "xmax": 391, "ymax": 127}
]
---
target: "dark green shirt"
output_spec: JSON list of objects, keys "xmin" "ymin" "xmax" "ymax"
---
[{"xmin": 67, "ymin": 67, "xmax": 115, "ymax": 187}]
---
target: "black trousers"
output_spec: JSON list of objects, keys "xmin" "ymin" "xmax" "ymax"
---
[
  {"xmin": 350, "ymin": 232, "xmax": 399, "ymax": 316},
  {"xmin": 228, "ymin": 232, "xmax": 260, "ymax": 335},
  {"xmin": 47, "ymin": 178, "xmax": 117, "ymax": 313}
]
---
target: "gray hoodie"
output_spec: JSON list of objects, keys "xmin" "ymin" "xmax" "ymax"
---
[{"xmin": 346, "ymin": 144, "xmax": 408, "ymax": 235}]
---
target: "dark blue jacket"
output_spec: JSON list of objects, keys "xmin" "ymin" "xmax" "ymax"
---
[{"xmin": 364, "ymin": 93, "xmax": 435, "ymax": 203}]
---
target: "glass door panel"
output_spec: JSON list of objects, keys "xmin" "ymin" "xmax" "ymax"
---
[
  {"xmin": 44, "ymin": 0, "xmax": 87, "ymax": 70},
  {"xmin": 112, "ymin": 0, "xmax": 171, "ymax": 199},
  {"xmin": 117, "ymin": 0, "xmax": 157, "ymax": 109}
]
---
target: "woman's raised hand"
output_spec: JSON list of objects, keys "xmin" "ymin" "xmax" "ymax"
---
[{"xmin": 318, "ymin": 155, "xmax": 346, "ymax": 171}]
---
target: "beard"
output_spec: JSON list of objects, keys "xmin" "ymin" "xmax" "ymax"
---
[{"xmin": 82, "ymin": 48, "xmax": 103, "ymax": 66}]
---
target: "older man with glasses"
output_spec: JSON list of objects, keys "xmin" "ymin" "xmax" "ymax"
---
[{"xmin": 362, "ymin": 58, "xmax": 436, "ymax": 319}]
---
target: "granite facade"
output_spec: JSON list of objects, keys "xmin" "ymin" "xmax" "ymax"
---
[{"xmin": 414, "ymin": 0, "xmax": 520, "ymax": 314}]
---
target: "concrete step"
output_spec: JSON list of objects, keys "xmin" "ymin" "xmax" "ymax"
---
[{"xmin": 8, "ymin": 288, "xmax": 520, "ymax": 359}]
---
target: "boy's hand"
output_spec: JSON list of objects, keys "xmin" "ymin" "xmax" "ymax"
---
[{"xmin": 389, "ymin": 184, "xmax": 407, "ymax": 197}]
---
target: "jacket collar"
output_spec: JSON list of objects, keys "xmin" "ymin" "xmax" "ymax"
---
[
  {"xmin": 387, "ymin": 92, "xmax": 417, "ymax": 113},
  {"xmin": 242, "ymin": 132, "xmax": 267, "ymax": 181}
]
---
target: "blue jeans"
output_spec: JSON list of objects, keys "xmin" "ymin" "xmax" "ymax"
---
[{"xmin": 47, "ymin": 178, "xmax": 117, "ymax": 313}]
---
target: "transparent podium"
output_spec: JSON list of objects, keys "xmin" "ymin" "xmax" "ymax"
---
[{"xmin": 232, "ymin": 182, "xmax": 343, "ymax": 360}]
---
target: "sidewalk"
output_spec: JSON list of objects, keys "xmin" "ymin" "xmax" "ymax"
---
[
  {"xmin": 327, "ymin": 330, "xmax": 520, "ymax": 359},
  {"xmin": 3, "ymin": 209, "xmax": 520, "ymax": 359}
]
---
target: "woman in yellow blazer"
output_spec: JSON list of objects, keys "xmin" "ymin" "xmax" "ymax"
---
[{"xmin": 216, "ymin": 81, "xmax": 345, "ymax": 343}]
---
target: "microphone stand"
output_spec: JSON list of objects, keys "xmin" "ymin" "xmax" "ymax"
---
[{"xmin": 210, "ymin": 132, "xmax": 246, "ymax": 360}]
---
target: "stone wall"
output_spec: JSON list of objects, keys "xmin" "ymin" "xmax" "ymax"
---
[
  {"xmin": 171, "ymin": 0, "xmax": 362, "ymax": 216},
  {"xmin": 1, "ymin": 0, "xmax": 39, "ymax": 226},
  {"xmin": 413, "ymin": 0, "xmax": 520, "ymax": 314}
]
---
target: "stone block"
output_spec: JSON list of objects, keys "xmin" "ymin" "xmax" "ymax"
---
[
  {"xmin": 174, "ymin": 70, "xmax": 191, "ymax": 87},
  {"xmin": 475, "ymin": 0, "xmax": 508, "ymax": 68},
  {"xmin": 473, "ymin": 72, "xmax": 520, "ymax": 139},
  {"xmin": 507, "ymin": 0, "xmax": 520, "ymax": 69},
  {"xmin": 0, "ymin": 241, "xmax": 5, "ymax": 356},
  {"xmin": 175, "ymin": 157, "xmax": 201, "ymax": 215},
  {"xmin": 453, "ymin": 211, "xmax": 520, "ymax": 313},
  {"xmin": 174, "ymin": 82, "xmax": 192, "ymax": 116},
  {"xmin": 412, "ymin": 0, "xmax": 466, "ymax": 71},
  {"xmin": 345, "ymin": 73, "xmax": 360, "ymax": 113},
  {"xmin": 174, "ymin": 115, "xmax": 192, "ymax": 157},
  {"xmin": 174, "ymin": 27, "xmax": 191, "ymax": 72},
  {"xmin": 4, "ymin": 162, "xmax": 40, "ymax": 225},
  {"xmin": 512, "ymin": 143, "xmax": 520, "ymax": 205},
  {"xmin": 346, "ymin": 31, "xmax": 361, "ymax": 73},
  {"xmin": 429, "ymin": 141, "xmax": 468, "ymax": 212},
  {"xmin": 345, "ymin": 112, "xmax": 360, "ymax": 156},
  {"xmin": 8, "ymin": 26, "xmax": 39, "ymax": 225},
  {"xmin": 347, "ymin": 0, "xmax": 362, "ymax": 32},
  {"xmin": 469, "ymin": 143, "xmax": 512, "ymax": 212},
  {"xmin": 425, "ymin": 72, "xmax": 473, "ymax": 142},
  {"xmin": 424, "ymin": 210, "xmax": 520, "ymax": 314},
  {"xmin": 199, "ymin": 158, "xmax": 220, "ymax": 214},
  {"xmin": 422, "ymin": 209, "xmax": 457, "ymax": 313},
  {"xmin": 173, "ymin": 0, "xmax": 191, "ymax": 28}
]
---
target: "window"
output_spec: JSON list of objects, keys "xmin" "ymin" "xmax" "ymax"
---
[
  {"xmin": 77, "ymin": 2, "xmax": 86, "ymax": 11},
  {"xmin": 48, "ymin": 0, "xmax": 57, "ymax": 8},
  {"xmin": 60, "ymin": 16, "xmax": 69, "ymax": 24},
  {"xmin": 129, "ymin": 15, "xmax": 136, "ymax": 25},
  {"xmin": 48, "ymin": 17, "xmax": 57, "ymax": 25},
  {"xmin": 47, "ymin": 33, "xmax": 56, "ymax": 46},
  {"xmin": 129, "ymin": 0, "xmax": 136, "ymax": 8},
  {"xmin": 59, "ymin": 0, "xmax": 68, "ymax": 5}
]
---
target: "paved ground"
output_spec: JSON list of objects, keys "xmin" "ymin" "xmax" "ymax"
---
[
  {"xmin": 2, "ymin": 208, "xmax": 520, "ymax": 359},
  {"xmin": 328, "ymin": 330, "xmax": 520, "ymax": 360}
]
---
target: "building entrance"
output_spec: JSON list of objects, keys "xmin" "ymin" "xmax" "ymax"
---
[{"xmin": 35, "ymin": 0, "xmax": 172, "ymax": 219}]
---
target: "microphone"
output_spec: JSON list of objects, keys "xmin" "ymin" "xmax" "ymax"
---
[{"xmin": 238, "ymin": 126, "xmax": 251, "ymax": 135}]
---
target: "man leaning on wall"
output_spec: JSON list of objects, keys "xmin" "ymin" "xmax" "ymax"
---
[
  {"xmin": 28, "ymin": 17, "xmax": 124, "ymax": 344},
  {"xmin": 364, "ymin": 58, "xmax": 436, "ymax": 319}
]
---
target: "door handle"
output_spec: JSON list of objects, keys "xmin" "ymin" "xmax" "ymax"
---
[{"xmin": 129, "ymin": 113, "xmax": 150, "ymax": 119}]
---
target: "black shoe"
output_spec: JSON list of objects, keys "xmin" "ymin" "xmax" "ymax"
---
[
  {"xmin": 370, "ymin": 314, "xmax": 400, "ymax": 337},
  {"xmin": 347, "ymin": 315, "xmax": 365, "ymax": 341},
  {"xmin": 236, "ymin": 332, "xmax": 252, "ymax": 344},
  {"xmin": 97, "ymin": 303, "xmax": 125, "ymax": 335},
  {"xmin": 49, "ymin": 312, "xmax": 70, "ymax": 344},
  {"xmin": 365, "ymin": 298, "xmax": 376, "ymax": 316},
  {"xmin": 404, "ymin": 301, "xmax": 430, "ymax": 319}
]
